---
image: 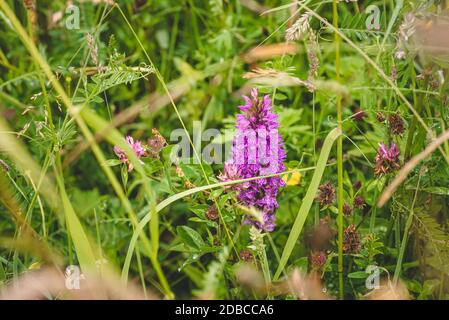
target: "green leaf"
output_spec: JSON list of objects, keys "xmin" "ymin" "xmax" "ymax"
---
[
  {"xmin": 421, "ymin": 187, "xmax": 449, "ymax": 196},
  {"xmin": 141, "ymin": 158, "xmax": 164, "ymax": 174},
  {"xmin": 60, "ymin": 184, "xmax": 97, "ymax": 273},
  {"xmin": 348, "ymin": 271, "xmax": 368, "ymax": 279},
  {"xmin": 177, "ymin": 226, "xmax": 205, "ymax": 250},
  {"xmin": 104, "ymin": 159, "xmax": 123, "ymax": 166}
]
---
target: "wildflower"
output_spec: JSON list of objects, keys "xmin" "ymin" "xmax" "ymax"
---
[
  {"xmin": 147, "ymin": 128, "xmax": 166, "ymax": 159},
  {"xmin": 343, "ymin": 224, "xmax": 361, "ymax": 254},
  {"xmin": 218, "ymin": 162, "xmax": 246, "ymax": 190},
  {"xmin": 226, "ymin": 88, "xmax": 286, "ymax": 232},
  {"xmin": 343, "ymin": 203, "xmax": 353, "ymax": 216},
  {"xmin": 376, "ymin": 112, "xmax": 386, "ymax": 123},
  {"xmin": 113, "ymin": 136, "xmax": 146, "ymax": 172},
  {"xmin": 374, "ymin": 142, "xmax": 401, "ymax": 176},
  {"xmin": 239, "ymin": 249, "xmax": 254, "ymax": 262},
  {"xmin": 353, "ymin": 195, "xmax": 366, "ymax": 209},
  {"xmin": 353, "ymin": 180, "xmax": 362, "ymax": 191},
  {"xmin": 310, "ymin": 251, "xmax": 327, "ymax": 271},
  {"xmin": 282, "ymin": 170, "xmax": 301, "ymax": 186},
  {"xmin": 285, "ymin": 12, "xmax": 312, "ymax": 41},
  {"xmin": 206, "ymin": 205, "xmax": 219, "ymax": 221},
  {"xmin": 317, "ymin": 182, "xmax": 336, "ymax": 206},
  {"xmin": 352, "ymin": 108, "xmax": 366, "ymax": 121},
  {"xmin": 388, "ymin": 114, "xmax": 405, "ymax": 136}
]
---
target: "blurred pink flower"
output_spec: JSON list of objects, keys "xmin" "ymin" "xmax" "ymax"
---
[
  {"xmin": 218, "ymin": 162, "xmax": 249, "ymax": 190},
  {"xmin": 113, "ymin": 136, "xmax": 145, "ymax": 172}
]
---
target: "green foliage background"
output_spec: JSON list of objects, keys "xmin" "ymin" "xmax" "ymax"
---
[{"xmin": 0, "ymin": 0, "xmax": 449, "ymax": 300}]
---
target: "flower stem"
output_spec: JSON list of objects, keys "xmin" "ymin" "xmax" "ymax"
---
[{"xmin": 332, "ymin": 0, "xmax": 344, "ymax": 300}]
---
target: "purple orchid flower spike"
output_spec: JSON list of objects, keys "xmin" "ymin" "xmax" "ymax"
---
[{"xmin": 222, "ymin": 88, "xmax": 286, "ymax": 232}]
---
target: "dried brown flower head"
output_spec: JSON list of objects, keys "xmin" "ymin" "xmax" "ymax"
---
[
  {"xmin": 352, "ymin": 108, "xmax": 366, "ymax": 121},
  {"xmin": 147, "ymin": 128, "xmax": 166, "ymax": 158},
  {"xmin": 353, "ymin": 195, "xmax": 366, "ymax": 209},
  {"xmin": 376, "ymin": 112, "xmax": 386, "ymax": 123},
  {"xmin": 239, "ymin": 249, "xmax": 254, "ymax": 262},
  {"xmin": 184, "ymin": 180, "xmax": 196, "ymax": 189},
  {"xmin": 353, "ymin": 180, "xmax": 362, "ymax": 191},
  {"xmin": 388, "ymin": 114, "xmax": 405, "ymax": 136},
  {"xmin": 343, "ymin": 224, "xmax": 361, "ymax": 254},
  {"xmin": 206, "ymin": 205, "xmax": 219, "ymax": 221},
  {"xmin": 343, "ymin": 203, "xmax": 353, "ymax": 216},
  {"xmin": 317, "ymin": 182, "xmax": 336, "ymax": 206},
  {"xmin": 310, "ymin": 251, "xmax": 327, "ymax": 271},
  {"xmin": 175, "ymin": 166, "xmax": 184, "ymax": 178},
  {"xmin": 390, "ymin": 65, "xmax": 398, "ymax": 82}
]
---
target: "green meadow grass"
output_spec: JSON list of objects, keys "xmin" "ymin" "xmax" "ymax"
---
[{"xmin": 0, "ymin": 0, "xmax": 449, "ymax": 300}]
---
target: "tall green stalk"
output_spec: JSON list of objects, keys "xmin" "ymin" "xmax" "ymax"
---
[{"xmin": 332, "ymin": 0, "xmax": 344, "ymax": 300}]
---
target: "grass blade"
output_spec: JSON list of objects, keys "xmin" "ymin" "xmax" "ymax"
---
[
  {"xmin": 273, "ymin": 128, "xmax": 341, "ymax": 280},
  {"xmin": 58, "ymin": 182, "xmax": 98, "ymax": 272}
]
